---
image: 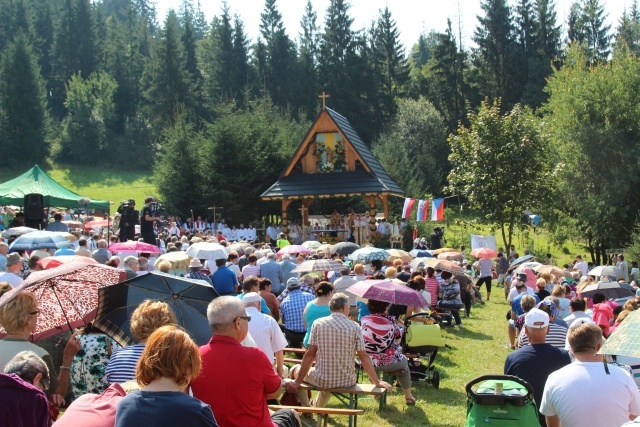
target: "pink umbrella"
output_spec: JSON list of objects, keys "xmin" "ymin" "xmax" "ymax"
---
[
  {"xmin": 277, "ymin": 245, "xmax": 312, "ymax": 256},
  {"xmin": 84, "ymin": 219, "xmax": 110, "ymax": 230},
  {"xmin": 0, "ymin": 262, "xmax": 127, "ymax": 341},
  {"xmin": 38, "ymin": 255, "xmax": 99, "ymax": 270},
  {"xmin": 470, "ymin": 248, "xmax": 498, "ymax": 258},
  {"xmin": 108, "ymin": 241, "xmax": 161, "ymax": 254},
  {"xmin": 347, "ymin": 280, "xmax": 429, "ymax": 308}
]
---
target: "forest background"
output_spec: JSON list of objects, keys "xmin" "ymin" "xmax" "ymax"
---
[{"xmin": 1, "ymin": 0, "xmax": 640, "ymax": 263}]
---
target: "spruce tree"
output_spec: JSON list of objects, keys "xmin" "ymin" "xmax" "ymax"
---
[
  {"xmin": 580, "ymin": 0, "xmax": 611, "ymax": 63},
  {"xmin": 616, "ymin": 3, "xmax": 640, "ymax": 54},
  {"xmin": 0, "ymin": 34, "xmax": 49, "ymax": 166}
]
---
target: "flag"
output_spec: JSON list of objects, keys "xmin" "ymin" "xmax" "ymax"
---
[
  {"xmin": 416, "ymin": 200, "xmax": 429, "ymax": 222},
  {"xmin": 431, "ymin": 198, "xmax": 445, "ymax": 221},
  {"xmin": 401, "ymin": 198, "xmax": 415, "ymax": 219}
]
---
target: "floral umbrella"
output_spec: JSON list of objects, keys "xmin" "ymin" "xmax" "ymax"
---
[
  {"xmin": 348, "ymin": 247, "xmax": 389, "ymax": 262},
  {"xmin": 302, "ymin": 241, "xmax": 322, "ymax": 249},
  {"xmin": 0, "ymin": 262, "xmax": 126, "ymax": 341}
]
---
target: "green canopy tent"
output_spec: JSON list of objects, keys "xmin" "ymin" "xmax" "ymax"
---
[{"xmin": 0, "ymin": 165, "xmax": 110, "ymax": 211}]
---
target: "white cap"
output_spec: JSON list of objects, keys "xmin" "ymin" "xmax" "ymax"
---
[
  {"xmin": 524, "ymin": 308, "xmax": 549, "ymax": 329},
  {"xmin": 242, "ymin": 292, "xmax": 262, "ymax": 305}
]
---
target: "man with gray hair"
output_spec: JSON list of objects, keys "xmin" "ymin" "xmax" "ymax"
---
[
  {"xmin": 237, "ymin": 246, "xmax": 254, "ymax": 270},
  {"xmin": 287, "ymin": 293, "xmax": 392, "ymax": 408},
  {"xmin": 1, "ymin": 351, "xmax": 51, "ymax": 426},
  {"xmin": 92, "ymin": 239, "xmax": 111, "ymax": 264},
  {"xmin": 122, "ymin": 256, "xmax": 138, "ymax": 280},
  {"xmin": 332, "ymin": 266, "xmax": 357, "ymax": 316},
  {"xmin": 191, "ymin": 296, "xmax": 300, "ymax": 427}
]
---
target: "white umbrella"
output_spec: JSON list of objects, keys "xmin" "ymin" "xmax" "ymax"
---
[
  {"xmin": 302, "ymin": 240, "xmax": 322, "ymax": 249},
  {"xmin": 185, "ymin": 242, "xmax": 229, "ymax": 261},
  {"xmin": 588, "ymin": 265, "xmax": 623, "ymax": 279}
]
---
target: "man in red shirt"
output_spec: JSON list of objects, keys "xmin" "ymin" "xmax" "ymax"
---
[{"xmin": 191, "ymin": 296, "xmax": 300, "ymax": 427}]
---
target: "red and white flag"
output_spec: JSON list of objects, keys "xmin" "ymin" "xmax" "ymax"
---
[{"xmin": 402, "ymin": 198, "xmax": 415, "ymax": 219}]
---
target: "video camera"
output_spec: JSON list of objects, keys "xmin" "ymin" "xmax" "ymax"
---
[
  {"xmin": 120, "ymin": 199, "xmax": 136, "ymax": 209},
  {"xmin": 149, "ymin": 201, "xmax": 164, "ymax": 216}
]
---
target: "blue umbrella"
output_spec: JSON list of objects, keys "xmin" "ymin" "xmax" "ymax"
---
[
  {"xmin": 94, "ymin": 271, "xmax": 219, "ymax": 347},
  {"xmin": 8, "ymin": 230, "xmax": 72, "ymax": 251},
  {"xmin": 348, "ymin": 247, "xmax": 389, "ymax": 262}
]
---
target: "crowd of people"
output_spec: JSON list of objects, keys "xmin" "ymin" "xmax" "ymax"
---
[{"xmin": 3, "ymin": 204, "xmax": 640, "ymax": 426}]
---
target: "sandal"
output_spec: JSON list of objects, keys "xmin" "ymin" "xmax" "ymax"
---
[{"xmin": 405, "ymin": 397, "xmax": 417, "ymax": 406}]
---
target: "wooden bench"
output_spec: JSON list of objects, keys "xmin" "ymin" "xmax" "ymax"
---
[
  {"xmin": 269, "ymin": 404, "xmax": 363, "ymax": 427},
  {"xmin": 294, "ymin": 382, "xmax": 386, "ymax": 427}
]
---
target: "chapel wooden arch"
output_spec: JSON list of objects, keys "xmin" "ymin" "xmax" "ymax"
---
[{"xmin": 261, "ymin": 104, "xmax": 404, "ymax": 234}]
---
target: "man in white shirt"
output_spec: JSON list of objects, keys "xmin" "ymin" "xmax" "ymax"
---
[
  {"xmin": 266, "ymin": 224, "xmax": 278, "ymax": 245},
  {"xmin": 617, "ymin": 254, "xmax": 630, "ymax": 282},
  {"xmin": 474, "ymin": 257, "xmax": 494, "ymax": 301},
  {"xmin": 540, "ymin": 323, "xmax": 640, "ymax": 427},
  {"xmin": 241, "ymin": 292, "xmax": 288, "ymax": 378},
  {"xmin": 236, "ymin": 224, "xmax": 247, "ymax": 241},
  {"xmin": 563, "ymin": 297, "xmax": 592, "ymax": 326},
  {"xmin": 0, "ymin": 253, "xmax": 24, "ymax": 286},
  {"xmin": 246, "ymin": 225, "xmax": 256, "ymax": 242},
  {"xmin": 194, "ymin": 216, "xmax": 206, "ymax": 232},
  {"xmin": 574, "ymin": 255, "xmax": 588, "ymax": 277},
  {"xmin": 332, "ymin": 266, "xmax": 358, "ymax": 316}
]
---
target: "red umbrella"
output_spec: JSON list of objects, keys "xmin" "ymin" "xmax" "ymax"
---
[
  {"xmin": 84, "ymin": 219, "xmax": 110, "ymax": 230},
  {"xmin": 38, "ymin": 255, "xmax": 99, "ymax": 270},
  {"xmin": 470, "ymin": 248, "xmax": 498, "ymax": 258},
  {"xmin": 108, "ymin": 241, "xmax": 161, "ymax": 254},
  {"xmin": 0, "ymin": 262, "xmax": 127, "ymax": 341},
  {"xmin": 347, "ymin": 280, "xmax": 429, "ymax": 308}
]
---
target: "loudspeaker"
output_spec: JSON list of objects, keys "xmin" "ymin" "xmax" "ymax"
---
[{"xmin": 24, "ymin": 193, "xmax": 45, "ymax": 227}]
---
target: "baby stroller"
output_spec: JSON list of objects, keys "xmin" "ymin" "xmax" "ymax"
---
[
  {"xmin": 401, "ymin": 312, "xmax": 446, "ymax": 389},
  {"xmin": 465, "ymin": 375, "xmax": 541, "ymax": 427}
]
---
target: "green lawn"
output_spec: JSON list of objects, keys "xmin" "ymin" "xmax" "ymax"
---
[
  {"xmin": 333, "ymin": 298, "xmax": 512, "ymax": 427},
  {"xmin": 0, "ymin": 164, "xmax": 156, "ymax": 209}
]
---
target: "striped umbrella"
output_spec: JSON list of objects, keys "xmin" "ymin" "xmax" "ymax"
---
[{"xmin": 292, "ymin": 259, "xmax": 346, "ymax": 273}]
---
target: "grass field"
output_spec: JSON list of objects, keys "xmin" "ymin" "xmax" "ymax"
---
[
  {"xmin": 315, "ymin": 297, "xmax": 512, "ymax": 427},
  {"xmin": 0, "ymin": 164, "xmax": 156, "ymax": 207}
]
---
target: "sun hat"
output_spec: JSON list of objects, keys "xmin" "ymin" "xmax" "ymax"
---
[{"xmin": 189, "ymin": 258, "xmax": 202, "ymax": 268}]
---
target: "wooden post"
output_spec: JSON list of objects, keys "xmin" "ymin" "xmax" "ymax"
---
[
  {"xmin": 281, "ymin": 200, "xmax": 293, "ymax": 234},
  {"xmin": 381, "ymin": 195, "xmax": 389, "ymax": 221},
  {"xmin": 366, "ymin": 196, "xmax": 377, "ymax": 232},
  {"xmin": 299, "ymin": 199, "xmax": 313, "ymax": 226}
]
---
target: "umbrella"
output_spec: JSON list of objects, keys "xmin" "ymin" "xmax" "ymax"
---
[
  {"xmin": 588, "ymin": 265, "xmax": 624, "ymax": 279},
  {"xmin": 38, "ymin": 255, "xmax": 98, "ymax": 270},
  {"xmin": 302, "ymin": 241, "xmax": 322, "ymax": 249},
  {"xmin": 155, "ymin": 251, "xmax": 191, "ymax": 270},
  {"xmin": 277, "ymin": 245, "xmax": 312, "ymax": 256},
  {"xmin": 94, "ymin": 271, "xmax": 219, "ymax": 347},
  {"xmin": 470, "ymin": 248, "xmax": 497, "ymax": 258},
  {"xmin": 386, "ymin": 249, "xmax": 412, "ymax": 262},
  {"xmin": 84, "ymin": 219, "xmax": 110, "ymax": 230},
  {"xmin": 580, "ymin": 281, "xmax": 634, "ymax": 299},
  {"xmin": 52, "ymin": 231, "xmax": 78, "ymax": 242},
  {"xmin": 61, "ymin": 220, "xmax": 83, "ymax": 229},
  {"xmin": 317, "ymin": 244, "xmax": 333, "ymax": 255},
  {"xmin": 292, "ymin": 259, "xmax": 346, "ymax": 273},
  {"xmin": 600, "ymin": 309, "xmax": 640, "ymax": 358},
  {"xmin": 332, "ymin": 242, "xmax": 360, "ymax": 256},
  {"xmin": 409, "ymin": 257, "xmax": 432, "ymax": 269},
  {"xmin": 108, "ymin": 241, "xmax": 161, "ymax": 254},
  {"xmin": 513, "ymin": 262, "xmax": 542, "ymax": 275},
  {"xmin": 535, "ymin": 265, "xmax": 571, "ymax": 278},
  {"xmin": 9, "ymin": 231, "xmax": 73, "ymax": 251},
  {"xmin": 347, "ymin": 280, "xmax": 429, "ymax": 308},
  {"xmin": 424, "ymin": 258, "xmax": 465, "ymax": 275},
  {"xmin": 432, "ymin": 248, "xmax": 457, "ymax": 255},
  {"xmin": 510, "ymin": 255, "xmax": 536, "ymax": 268},
  {"xmin": 0, "ymin": 262, "xmax": 126, "ymax": 341},
  {"xmin": 348, "ymin": 247, "xmax": 389, "ymax": 262},
  {"xmin": 228, "ymin": 242, "xmax": 253, "ymax": 254},
  {"xmin": 185, "ymin": 242, "xmax": 228, "ymax": 261},
  {"xmin": 409, "ymin": 249, "xmax": 433, "ymax": 258},
  {"xmin": 437, "ymin": 251, "xmax": 463, "ymax": 261},
  {"xmin": 2, "ymin": 226, "xmax": 37, "ymax": 239}
]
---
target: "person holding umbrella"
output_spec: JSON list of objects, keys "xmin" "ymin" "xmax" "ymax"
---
[
  {"xmin": 361, "ymin": 299, "xmax": 417, "ymax": 405},
  {"xmin": 0, "ymin": 291, "xmax": 81, "ymax": 408}
]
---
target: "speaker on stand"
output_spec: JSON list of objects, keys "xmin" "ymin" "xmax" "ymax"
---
[{"xmin": 24, "ymin": 193, "xmax": 45, "ymax": 229}]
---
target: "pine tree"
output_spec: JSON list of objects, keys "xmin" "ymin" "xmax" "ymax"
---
[
  {"xmin": 581, "ymin": 0, "xmax": 611, "ymax": 63},
  {"xmin": 0, "ymin": 34, "xmax": 49, "ymax": 166},
  {"xmin": 231, "ymin": 15, "xmax": 250, "ymax": 102},
  {"xmin": 616, "ymin": 3, "xmax": 640, "ymax": 54},
  {"xmin": 200, "ymin": 6, "xmax": 235, "ymax": 103},
  {"xmin": 141, "ymin": 10, "xmax": 193, "ymax": 129},
  {"xmin": 472, "ymin": 0, "xmax": 521, "ymax": 110}
]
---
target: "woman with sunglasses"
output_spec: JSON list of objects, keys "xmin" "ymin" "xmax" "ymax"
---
[{"xmin": 0, "ymin": 291, "xmax": 80, "ymax": 410}]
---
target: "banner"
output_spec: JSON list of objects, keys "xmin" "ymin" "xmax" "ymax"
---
[
  {"xmin": 416, "ymin": 200, "xmax": 429, "ymax": 222},
  {"xmin": 431, "ymin": 198, "xmax": 445, "ymax": 221},
  {"xmin": 402, "ymin": 198, "xmax": 415, "ymax": 219},
  {"xmin": 471, "ymin": 234, "xmax": 497, "ymax": 251}
]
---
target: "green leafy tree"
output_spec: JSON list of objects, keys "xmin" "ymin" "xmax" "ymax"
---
[
  {"xmin": 0, "ymin": 33, "xmax": 50, "ymax": 166},
  {"xmin": 57, "ymin": 71, "xmax": 118, "ymax": 165},
  {"xmin": 448, "ymin": 100, "xmax": 552, "ymax": 250},
  {"xmin": 373, "ymin": 97, "xmax": 448, "ymax": 198},
  {"xmin": 543, "ymin": 45, "xmax": 640, "ymax": 263}
]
